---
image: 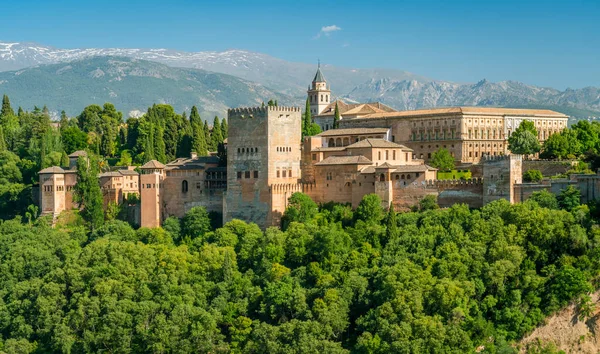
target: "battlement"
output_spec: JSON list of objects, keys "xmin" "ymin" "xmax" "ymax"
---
[
  {"xmin": 228, "ymin": 106, "xmax": 301, "ymax": 116},
  {"xmin": 482, "ymin": 154, "xmax": 523, "ymax": 162},
  {"xmin": 424, "ymin": 178, "xmax": 484, "ymax": 188},
  {"xmin": 270, "ymin": 182, "xmax": 316, "ymax": 194}
]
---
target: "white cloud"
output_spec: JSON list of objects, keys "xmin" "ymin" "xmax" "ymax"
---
[{"xmin": 315, "ymin": 25, "xmax": 341, "ymax": 39}]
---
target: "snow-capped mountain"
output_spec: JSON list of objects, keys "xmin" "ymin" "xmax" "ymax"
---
[
  {"xmin": 1, "ymin": 41, "xmax": 599, "ymax": 119},
  {"xmin": 0, "ymin": 41, "xmax": 428, "ymax": 96}
]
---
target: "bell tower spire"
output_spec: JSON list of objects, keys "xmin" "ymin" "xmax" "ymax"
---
[{"xmin": 307, "ymin": 62, "xmax": 331, "ymax": 116}]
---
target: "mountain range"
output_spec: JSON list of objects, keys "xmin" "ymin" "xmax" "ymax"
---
[{"xmin": 1, "ymin": 41, "xmax": 599, "ymax": 119}]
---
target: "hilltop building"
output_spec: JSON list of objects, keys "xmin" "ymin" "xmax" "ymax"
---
[
  {"xmin": 40, "ymin": 65, "xmax": 588, "ymax": 229},
  {"xmin": 313, "ymin": 72, "xmax": 568, "ymax": 164}
]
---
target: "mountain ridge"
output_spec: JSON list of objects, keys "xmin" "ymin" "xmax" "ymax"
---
[
  {"xmin": 0, "ymin": 56, "xmax": 292, "ymax": 118},
  {"xmin": 1, "ymin": 41, "xmax": 600, "ymax": 119}
]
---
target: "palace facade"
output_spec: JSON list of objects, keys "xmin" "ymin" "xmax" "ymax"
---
[{"xmin": 40, "ymin": 66, "xmax": 583, "ymax": 229}]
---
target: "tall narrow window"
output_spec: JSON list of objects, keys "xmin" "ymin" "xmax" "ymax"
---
[{"xmin": 182, "ymin": 180, "xmax": 188, "ymax": 193}]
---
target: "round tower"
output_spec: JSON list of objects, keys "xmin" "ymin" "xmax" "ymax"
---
[{"xmin": 307, "ymin": 63, "xmax": 331, "ymax": 116}]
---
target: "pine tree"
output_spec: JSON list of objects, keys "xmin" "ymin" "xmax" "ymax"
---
[
  {"xmin": 60, "ymin": 151, "xmax": 69, "ymax": 167},
  {"xmin": 0, "ymin": 126, "xmax": 6, "ymax": 152},
  {"xmin": 74, "ymin": 154, "xmax": 104, "ymax": 231},
  {"xmin": 212, "ymin": 116, "xmax": 223, "ymax": 149},
  {"xmin": 333, "ymin": 102, "xmax": 341, "ymax": 129},
  {"xmin": 221, "ymin": 118, "xmax": 228, "ymax": 139},
  {"xmin": 302, "ymin": 98, "xmax": 312, "ymax": 138},
  {"xmin": 190, "ymin": 106, "xmax": 207, "ymax": 156},
  {"xmin": 204, "ymin": 120, "xmax": 212, "ymax": 152},
  {"xmin": 1, "ymin": 94, "xmax": 14, "ymax": 118},
  {"xmin": 17, "ymin": 106, "xmax": 23, "ymax": 117}
]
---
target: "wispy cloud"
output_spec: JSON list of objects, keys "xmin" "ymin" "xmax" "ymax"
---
[{"xmin": 314, "ymin": 25, "xmax": 341, "ymax": 39}]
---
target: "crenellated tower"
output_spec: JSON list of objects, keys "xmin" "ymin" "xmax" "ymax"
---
[
  {"xmin": 307, "ymin": 63, "xmax": 331, "ymax": 116},
  {"xmin": 223, "ymin": 106, "xmax": 302, "ymax": 228}
]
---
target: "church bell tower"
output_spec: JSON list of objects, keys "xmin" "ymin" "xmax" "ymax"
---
[{"xmin": 307, "ymin": 63, "xmax": 331, "ymax": 116}]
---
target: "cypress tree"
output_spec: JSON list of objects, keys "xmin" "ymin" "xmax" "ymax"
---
[
  {"xmin": 1, "ymin": 94, "xmax": 14, "ymax": 118},
  {"xmin": 17, "ymin": 106, "xmax": 23, "ymax": 117},
  {"xmin": 333, "ymin": 102, "xmax": 341, "ymax": 129},
  {"xmin": 204, "ymin": 120, "xmax": 212, "ymax": 152},
  {"xmin": 190, "ymin": 106, "xmax": 207, "ymax": 156},
  {"xmin": 60, "ymin": 151, "xmax": 69, "ymax": 167},
  {"xmin": 154, "ymin": 125, "xmax": 167, "ymax": 163},
  {"xmin": 178, "ymin": 111, "xmax": 193, "ymax": 158},
  {"xmin": 386, "ymin": 206, "xmax": 399, "ymax": 240},
  {"xmin": 221, "ymin": 118, "xmax": 228, "ymax": 139},
  {"xmin": 0, "ymin": 126, "xmax": 6, "ymax": 152},
  {"xmin": 144, "ymin": 122, "xmax": 155, "ymax": 163},
  {"xmin": 302, "ymin": 97, "xmax": 312, "ymax": 138},
  {"xmin": 212, "ymin": 116, "xmax": 223, "ymax": 149},
  {"xmin": 74, "ymin": 154, "xmax": 104, "ymax": 231}
]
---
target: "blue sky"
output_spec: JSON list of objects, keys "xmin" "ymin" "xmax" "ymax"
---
[{"xmin": 1, "ymin": 0, "xmax": 598, "ymax": 89}]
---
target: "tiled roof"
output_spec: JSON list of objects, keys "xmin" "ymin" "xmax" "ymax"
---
[
  {"xmin": 346, "ymin": 138, "xmax": 413, "ymax": 150},
  {"xmin": 360, "ymin": 164, "xmax": 436, "ymax": 174},
  {"xmin": 315, "ymin": 155, "xmax": 372, "ymax": 166},
  {"xmin": 39, "ymin": 166, "xmax": 65, "ymax": 174},
  {"xmin": 317, "ymin": 100, "xmax": 397, "ymax": 117},
  {"xmin": 347, "ymin": 106, "xmax": 568, "ymax": 120},
  {"xmin": 141, "ymin": 160, "xmax": 166, "ymax": 169},
  {"xmin": 165, "ymin": 155, "xmax": 220, "ymax": 170},
  {"xmin": 68, "ymin": 150, "xmax": 88, "ymax": 158},
  {"xmin": 393, "ymin": 164, "xmax": 437, "ymax": 172},
  {"xmin": 117, "ymin": 169, "xmax": 139, "ymax": 175},
  {"xmin": 99, "ymin": 171, "xmax": 123, "ymax": 178},
  {"xmin": 317, "ymin": 127, "xmax": 390, "ymax": 137},
  {"xmin": 313, "ymin": 67, "xmax": 326, "ymax": 82},
  {"xmin": 312, "ymin": 147, "xmax": 347, "ymax": 152}
]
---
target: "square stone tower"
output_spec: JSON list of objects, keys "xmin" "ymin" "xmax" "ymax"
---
[
  {"xmin": 139, "ymin": 160, "xmax": 165, "ymax": 228},
  {"xmin": 224, "ymin": 105, "xmax": 302, "ymax": 228},
  {"xmin": 482, "ymin": 154, "xmax": 523, "ymax": 204}
]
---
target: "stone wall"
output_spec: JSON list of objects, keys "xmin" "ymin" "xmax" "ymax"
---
[{"xmin": 523, "ymin": 160, "xmax": 577, "ymax": 177}]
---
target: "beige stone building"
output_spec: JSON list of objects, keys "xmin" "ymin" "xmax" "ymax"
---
[
  {"xmin": 312, "ymin": 68, "xmax": 568, "ymax": 164},
  {"xmin": 39, "ymin": 66, "xmax": 571, "ymax": 229}
]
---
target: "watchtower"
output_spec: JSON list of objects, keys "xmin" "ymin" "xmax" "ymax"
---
[
  {"xmin": 223, "ymin": 105, "xmax": 302, "ymax": 228},
  {"xmin": 307, "ymin": 64, "xmax": 331, "ymax": 116}
]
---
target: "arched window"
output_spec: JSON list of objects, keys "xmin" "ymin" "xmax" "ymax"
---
[
  {"xmin": 401, "ymin": 174, "xmax": 405, "ymax": 179},
  {"xmin": 328, "ymin": 138, "xmax": 334, "ymax": 147},
  {"xmin": 335, "ymin": 138, "xmax": 342, "ymax": 146},
  {"xmin": 380, "ymin": 174, "xmax": 385, "ymax": 181},
  {"xmin": 182, "ymin": 180, "xmax": 188, "ymax": 193}
]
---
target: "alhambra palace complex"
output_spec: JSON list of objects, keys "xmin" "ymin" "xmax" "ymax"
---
[{"xmin": 40, "ymin": 67, "xmax": 600, "ymax": 229}]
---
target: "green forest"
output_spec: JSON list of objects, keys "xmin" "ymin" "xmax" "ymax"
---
[
  {"xmin": 0, "ymin": 188, "xmax": 597, "ymax": 353},
  {"xmin": 3, "ymin": 94, "xmax": 600, "ymax": 352}
]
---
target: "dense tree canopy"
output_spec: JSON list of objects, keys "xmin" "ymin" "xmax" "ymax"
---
[
  {"xmin": 430, "ymin": 148, "xmax": 455, "ymax": 171},
  {"xmin": 508, "ymin": 121, "xmax": 541, "ymax": 156},
  {"xmin": 0, "ymin": 193, "xmax": 598, "ymax": 353}
]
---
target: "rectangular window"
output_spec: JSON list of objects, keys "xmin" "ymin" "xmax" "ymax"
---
[
  {"xmin": 378, "ymin": 151, "xmax": 381, "ymax": 160},
  {"xmin": 312, "ymin": 154, "xmax": 317, "ymax": 161},
  {"xmin": 277, "ymin": 170, "xmax": 280, "ymax": 178},
  {"xmin": 245, "ymin": 171, "xmax": 250, "ymax": 179},
  {"xmin": 392, "ymin": 135, "xmax": 395, "ymax": 142},
  {"xmin": 237, "ymin": 171, "xmax": 242, "ymax": 179},
  {"xmin": 289, "ymin": 170, "xmax": 292, "ymax": 178},
  {"xmin": 196, "ymin": 182, "xmax": 201, "ymax": 189},
  {"xmin": 393, "ymin": 151, "xmax": 396, "ymax": 160},
  {"xmin": 283, "ymin": 170, "xmax": 287, "ymax": 178},
  {"xmin": 254, "ymin": 171, "xmax": 258, "ymax": 178},
  {"xmin": 468, "ymin": 130, "xmax": 472, "ymax": 139}
]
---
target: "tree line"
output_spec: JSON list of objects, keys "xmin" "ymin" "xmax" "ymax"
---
[
  {"xmin": 0, "ymin": 95, "xmax": 228, "ymax": 220},
  {"xmin": 0, "ymin": 187, "xmax": 597, "ymax": 353}
]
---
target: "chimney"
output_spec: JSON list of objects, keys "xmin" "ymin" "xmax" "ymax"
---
[{"xmin": 191, "ymin": 151, "xmax": 198, "ymax": 159}]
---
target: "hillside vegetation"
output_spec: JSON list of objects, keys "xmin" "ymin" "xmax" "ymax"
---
[
  {"xmin": 0, "ymin": 56, "xmax": 291, "ymax": 118},
  {"xmin": 1, "ymin": 190, "xmax": 599, "ymax": 353}
]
